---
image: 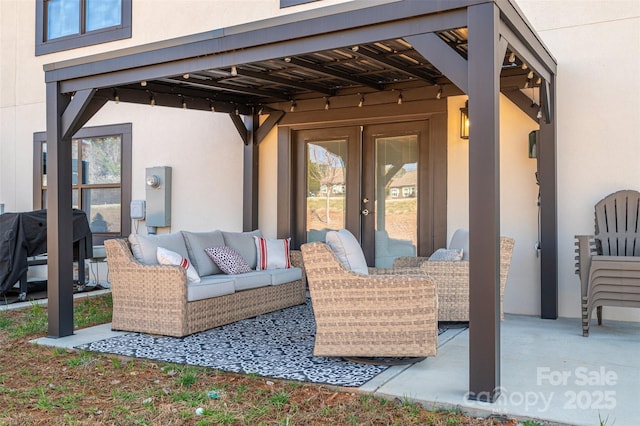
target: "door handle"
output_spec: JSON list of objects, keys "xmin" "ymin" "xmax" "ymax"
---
[{"xmin": 361, "ymin": 209, "xmax": 369, "ymax": 216}]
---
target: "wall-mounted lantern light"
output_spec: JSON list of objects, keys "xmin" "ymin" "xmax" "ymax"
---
[{"xmin": 460, "ymin": 100, "xmax": 469, "ymax": 139}]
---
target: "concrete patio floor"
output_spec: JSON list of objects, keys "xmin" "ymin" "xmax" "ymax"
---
[
  {"xmin": 27, "ymin": 297, "xmax": 639, "ymax": 426},
  {"xmin": 363, "ymin": 314, "xmax": 639, "ymax": 426}
]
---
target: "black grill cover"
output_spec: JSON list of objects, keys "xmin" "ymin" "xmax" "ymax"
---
[{"xmin": 0, "ymin": 209, "xmax": 92, "ymax": 294}]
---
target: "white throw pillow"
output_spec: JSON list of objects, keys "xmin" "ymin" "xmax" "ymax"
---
[
  {"xmin": 325, "ymin": 229, "xmax": 368, "ymax": 275},
  {"xmin": 428, "ymin": 248, "xmax": 464, "ymax": 261},
  {"xmin": 254, "ymin": 236, "xmax": 291, "ymax": 270},
  {"xmin": 156, "ymin": 246, "xmax": 201, "ymax": 283}
]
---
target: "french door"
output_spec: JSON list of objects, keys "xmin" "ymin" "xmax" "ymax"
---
[{"xmin": 293, "ymin": 120, "xmax": 439, "ymax": 266}]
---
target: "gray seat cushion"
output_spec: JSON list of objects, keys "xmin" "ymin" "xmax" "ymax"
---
[
  {"xmin": 182, "ymin": 230, "xmax": 225, "ymax": 276},
  {"xmin": 232, "ymin": 270, "xmax": 272, "ymax": 291},
  {"xmin": 187, "ymin": 276, "xmax": 235, "ymax": 302},
  {"xmin": 268, "ymin": 267, "xmax": 302, "ymax": 285}
]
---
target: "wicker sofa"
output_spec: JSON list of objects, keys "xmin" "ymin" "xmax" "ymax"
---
[
  {"xmin": 394, "ymin": 235, "xmax": 515, "ymax": 321},
  {"xmin": 104, "ymin": 230, "xmax": 306, "ymax": 337}
]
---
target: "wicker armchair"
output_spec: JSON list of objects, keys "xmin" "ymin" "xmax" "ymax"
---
[
  {"xmin": 394, "ymin": 236, "xmax": 515, "ymax": 321},
  {"xmin": 300, "ymin": 242, "xmax": 438, "ymax": 358}
]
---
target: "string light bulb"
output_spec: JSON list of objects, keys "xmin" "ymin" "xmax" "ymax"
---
[
  {"xmin": 234, "ymin": 105, "xmax": 239, "ymax": 115},
  {"xmin": 521, "ymin": 62, "xmax": 528, "ymax": 70},
  {"xmin": 324, "ymin": 97, "xmax": 330, "ymax": 110},
  {"xmin": 397, "ymin": 92, "xmax": 403, "ymax": 105},
  {"xmin": 527, "ymin": 70, "xmax": 534, "ymax": 79},
  {"xmin": 140, "ymin": 80, "xmax": 147, "ymax": 87},
  {"xmin": 436, "ymin": 86, "xmax": 443, "ymax": 99},
  {"xmin": 358, "ymin": 95, "xmax": 364, "ymax": 108},
  {"xmin": 114, "ymin": 89, "xmax": 120, "ymax": 104},
  {"xmin": 183, "ymin": 73, "xmax": 190, "ymax": 79},
  {"xmin": 230, "ymin": 66, "xmax": 238, "ymax": 76},
  {"xmin": 290, "ymin": 100, "xmax": 297, "ymax": 112},
  {"xmin": 182, "ymin": 99, "xmax": 187, "ymax": 109},
  {"xmin": 150, "ymin": 95, "xmax": 156, "ymax": 106},
  {"xmin": 508, "ymin": 52, "xmax": 516, "ymax": 63}
]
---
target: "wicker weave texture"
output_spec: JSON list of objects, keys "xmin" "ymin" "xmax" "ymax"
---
[
  {"xmin": 301, "ymin": 242, "xmax": 437, "ymax": 358},
  {"xmin": 394, "ymin": 237, "xmax": 514, "ymax": 321},
  {"xmin": 421, "ymin": 237, "xmax": 514, "ymax": 321},
  {"xmin": 105, "ymin": 239, "xmax": 306, "ymax": 337}
]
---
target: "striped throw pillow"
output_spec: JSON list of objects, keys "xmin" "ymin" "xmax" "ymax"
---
[{"xmin": 254, "ymin": 237, "xmax": 291, "ymax": 271}]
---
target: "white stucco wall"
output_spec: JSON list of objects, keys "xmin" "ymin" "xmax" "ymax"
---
[
  {"xmin": 258, "ymin": 125, "xmax": 279, "ymax": 239},
  {"xmin": 515, "ymin": 0, "xmax": 640, "ymax": 321},
  {"xmin": 84, "ymin": 102, "xmax": 245, "ymax": 233}
]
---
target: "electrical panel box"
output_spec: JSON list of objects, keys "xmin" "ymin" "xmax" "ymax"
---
[
  {"xmin": 130, "ymin": 200, "xmax": 146, "ymax": 220},
  {"xmin": 145, "ymin": 166, "xmax": 172, "ymax": 227}
]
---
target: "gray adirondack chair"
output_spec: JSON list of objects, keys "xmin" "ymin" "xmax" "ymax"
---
[{"xmin": 575, "ymin": 189, "xmax": 640, "ymax": 336}]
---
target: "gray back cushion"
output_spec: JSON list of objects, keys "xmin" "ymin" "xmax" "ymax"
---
[
  {"xmin": 182, "ymin": 230, "xmax": 225, "ymax": 276},
  {"xmin": 128, "ymin": 232, "xmax": 189, "ymax": 265},
  {"xmin": 325, "ymin": 229, "xmax": 369, "ymax": 275},
  {"xmin": 448, "ymin": 228, "xmax": 470, "ymax": 261},
  {"xmin": 222, "ymin": 229, "xmax": 262, "ymax": 270}
]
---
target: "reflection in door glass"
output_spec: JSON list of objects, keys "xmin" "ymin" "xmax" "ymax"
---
[
  {"xmin": 374, "ymin": 135, "xmax": 418, "ymax": 267},
  {"xmin": 306, "ymin": 140, "xmax": 347, "ymax": 242}
]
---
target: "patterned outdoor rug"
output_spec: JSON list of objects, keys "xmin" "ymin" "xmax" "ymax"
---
[{"xmin": 77, "ymin": 299, "xmax": 444, "ymax": 387}]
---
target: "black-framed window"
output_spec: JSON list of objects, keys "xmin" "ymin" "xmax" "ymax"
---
[
  {"xmin": 280, "ymin": 0, "xmax": 318, "ymax": 8},
  {"xmin": 35, "ymin": 0, "xmax": 132, "ymax": 56},
  {"xmin": 33, "ymin": 123, "xmax": 132, "ymax": 245}
]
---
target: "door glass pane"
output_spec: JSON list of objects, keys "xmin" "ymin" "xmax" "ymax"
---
[
  {"xmin": 80, "ymin": 135, "xmax": 122, "ymax": 184},
  {"xmin": 86, "ymin": 0, "xmax": 122, "ymax": 31},
  {"xmin": 306, "ymin": 140, "xmax": 347, "ymax": 242},
  {"xmin": 83, "ymin": 188, "xmax": 121, "ymax": 233},
  {"xmin": 374, "ymin": 135, "xmax": 418, "ymax": 267},
  {"xmin": 47, "ymin": 0, "xmax": 80, "ymax": 40}
]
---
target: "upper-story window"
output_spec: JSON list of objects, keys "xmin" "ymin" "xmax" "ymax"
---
[
  {"xmin": 36, "ymin": 0, "xmax": 132, "ymax": 56},
  {"xmin": 280, "ymin": 0, "xmax": 318, "ymax": 7}
]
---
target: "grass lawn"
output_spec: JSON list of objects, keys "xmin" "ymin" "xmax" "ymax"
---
[{"xmin": 0, "ymin": 294, "xmax": 519, "ymax": 425}]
